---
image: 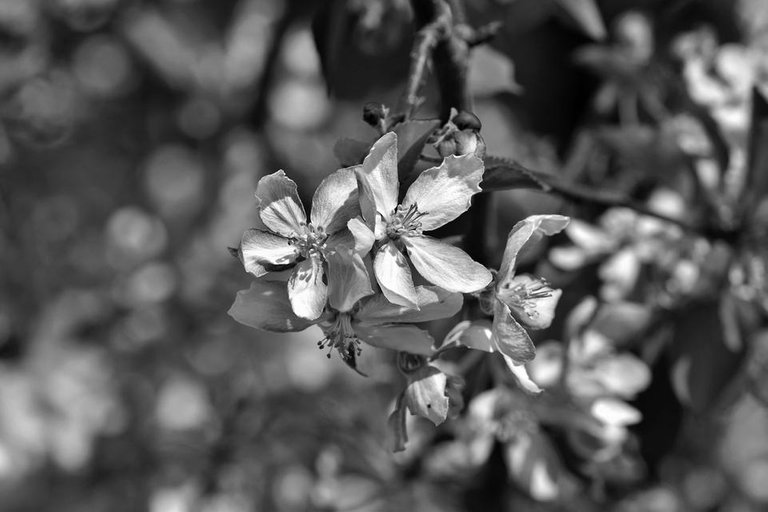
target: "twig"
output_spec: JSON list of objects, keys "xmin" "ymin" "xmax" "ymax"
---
[{"xmin": 398, "ymin": 0, "xmax": 452, "ymax": 120}]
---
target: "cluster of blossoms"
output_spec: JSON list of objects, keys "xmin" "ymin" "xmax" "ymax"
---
[
  {"xmin": 548, "ymin": 189, "xmax": 710, "ymax": 305},
  {"xmin": 664, "ymin": 27, "xmax": 768, "ymax": 314},
  {"xmin": 228, "ymin": 130, "xmax": 569, "ymax": 440},
  {"xmin": 416, "ymin": 297, "xmax": 652, "ymax": 502}
]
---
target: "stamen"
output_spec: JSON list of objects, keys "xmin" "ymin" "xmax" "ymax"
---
[
  {"xmin": 387, "ymin": 204, "xmax": 428, "ymax": 239},
  {"xmin": 317, "ymin": 313, "xmax": 363, "ymax": 361},
  {"xmin": 506, "ymin": 279, "xmax": 553, "ymax": 318},
  {"xmin": 292, "ymin": 223, "xmax": 329, "ymax": 258}
]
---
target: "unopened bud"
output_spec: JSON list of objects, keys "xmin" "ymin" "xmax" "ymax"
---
[
  {"xmin": 453, "ymin": 111, "xmax": 482, "ymax": 131},
  {"xmin": 362, "ymin": 102, "xmax": 388, "ymax": 127},
  {"xmin": 436, "ymin": 137, "xmax": 458, "ymax": 158},
  {"xmin": 455, "ymin": 131, "xmax": 487, "ymax": 158}
]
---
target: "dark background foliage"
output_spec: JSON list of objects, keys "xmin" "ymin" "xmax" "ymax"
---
[{"xmin": 1, "ymin": 0, "xmax": 767, "ymax": 511}]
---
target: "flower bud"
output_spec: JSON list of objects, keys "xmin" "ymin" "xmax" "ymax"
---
[
  {"xmin": 436, "ymin": 137, "xmax": 458, "ymax": 158},
  {"xmin": 453, "ymin": 111, "xmax": 482, "ymax": 131},
  {"xmin": 455, "ymin": 130, "xmax": 486, "ymax": 158},
  {"xmin": 362, "ymin": 102, "xmax": 388, "ymax": 127}
]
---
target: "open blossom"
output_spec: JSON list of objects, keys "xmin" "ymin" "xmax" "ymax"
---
[
  {"xmin": 238, "ymin": 167, "xmax": 372, "ymax": 320},
  {"xmin": 527, "ymin": 298, "xmax": 651, "ymax": 458},
  {"xmin": 447, "ymin": 215, "xmax": 569, "ymax": 377},
  {"xmin": 228, "ymin": 279, "xmax": 462, "ymax": 364},
  {"xmin": 549, "ymin": 189, "xmax": 686, "ymax": 302},
  {"xmin": 349, "ymin": 132, "xmax": 492, "ymax": 309}
]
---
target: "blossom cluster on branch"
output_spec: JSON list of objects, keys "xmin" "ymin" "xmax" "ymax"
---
[{"xmin": 228, "ymin": 127, "xmax": 568, "ymax": 446}]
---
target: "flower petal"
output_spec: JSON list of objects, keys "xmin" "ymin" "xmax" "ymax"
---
[
  {"xmin": 492, "ymin": 301, "xmax": 536, "ymax": 364},
  {"xmin": 326, "ymin": 250, "xmax": 374, "ymax": 313},
  {"xmin": 565, "ymin": 218, "xmax": 614, "ymax": 253},
  {"xmin": 373, "ymin": 240, "xmax": 419, "ymax": 309},
  {"xmin": 347, "ymin": 217, "xmax": 376, "ymax": 255},
  {"xmin": 497, "ymin": 274, "xmax": 562, "ymax": 330},
  {"xmin": 504, "ymin": 431, "xmax": 564, "ymax": 502},
  {"xmin": 228, "ymin": 280, "xmax": 314, "ymax": 332},
  {"xmin": 357, "ymin": 286, "xmax": 463, "ymax": 324},
  {"xmin": 526, "ymin": 342, "xmax": 563, "ymax": 388},
  {"xmin": 404, "ymin": 235, "xmax": 492, "ymax": 293},
  {"xmin": 402, "ymin": 154, "xmax": 484, "ymax": 231},
  {"xmin": 498, "ymin": 215, "xmax": 570, "ymax": 286},
  {"xmin": 310, "ymin": 166, "xmax": 361, "ymax": 233},
  {"xmin": 356, "ymin": 324, "xmax": 435, "ymax": 355},
  {"xmin": 443, "ymin": 320, "xmax": 494, "ymax": 352},
  {"xmin": 593, "ymin": 354, "xmax": 651, "ymax": 398},
  {"xmin": 549, "ymin": 245, "xmax": 591, "ymax": 271},
  {"xmin": 240, "ymin": 229, "xmax": 299, "ymax": 276},
  {"xmin": 503, "ymin": 355, "xmax": 543, "ymax": 394},
  {"xmin": 287, "ymin": 255, "xmax": 327, "ymax": 320},
  {"xmin": 255, "ymin": 170, "xmax": 307, "ymax": 238},
  {"xmin": 356, "ymin": 132, "xmax": 399, "ymax": 224},
  {"xmin": 598, "ymin": 248, "xmax": 640, "ymax": 302},
  {"xmin": 590, "ymin": 398, "xmax": 642, "ymax": 427},
  {"xmin": 403, "ymin": 365, "xmax": 450, "ymax": 425}
]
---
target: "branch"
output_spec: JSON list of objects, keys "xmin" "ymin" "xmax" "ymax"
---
[
  {"xmin": 398, "ymin": 0, "xmax": 452, "ymax": 120},
  {"xmin": 481, "ymin": 158, "xmax": 738, "ymax": 241},
  {"xmin": 398, "ymin": 0, "xmax": 477, "ymax": 122}
]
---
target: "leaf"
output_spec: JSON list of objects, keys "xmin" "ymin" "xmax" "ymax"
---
[
  {"xmin": 554, "ymin": 0, "xmax": 606, "ymax": 40},
  {"xmin": 500, "ymin": 0, "xmax": 554, "ymax": 36},
  {"xmin": 670, "ymin": 301, "xmax": 745, "ymax": 412},
  {"xmin": 395, "ymin": 119, "xmax": 440, "ymax": 186},
  {"xmin": 480, "ymin": 156, "xmax": 553, "ymax": 192},
  {"xmin": 228, "ymin": 280, "xmax": 314, "ymax": 332},
  {"xmin": 744, "ymin": 87, "xmax": 768, "ymax": 218},
  {"xmin": 333, "ymin": 137, "xmax": 371, "ymax": 166},
  {"xmin": 311, "ymin": 0, "xmax": 412, "ymax": 99},
  {"xmin": 747, "ymin": 331, "xmax": 768, "ymax": 407},
  {"xmin": 468, "ymin": 45, "xmax": 522, "ymax": 97}
]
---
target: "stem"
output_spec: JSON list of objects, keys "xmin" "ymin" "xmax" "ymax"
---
[
  {"xmin": 399, "ymin": 0, "xmax": 473, "ymax": 121},
  {"xmin": 541, "ymin": 175, "xmax": 728, "ymax": 239},
  {"xmin": 398, "ymin": 0, "xmax": 452, "ymax": 120}
]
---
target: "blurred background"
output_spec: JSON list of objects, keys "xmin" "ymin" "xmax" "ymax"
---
[{"xmin": 1, "ymin": 0, "xmax": 767, "ymax": 511}]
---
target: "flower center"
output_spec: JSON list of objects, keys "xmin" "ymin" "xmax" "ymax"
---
[
  {"xmin": 293, "ymin": 223, "xmax": 328, "ymax": 258},
  {"xmin": 504, "ymin": 280, "xmax": 553, "ymax": 319},
  {"xmin": 386, "ymin": 204, "xmax": 427, "ymax": 239},
  {"xmin": 317, "ymin": 313, "xmax": 362, "ymax": 361}
]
